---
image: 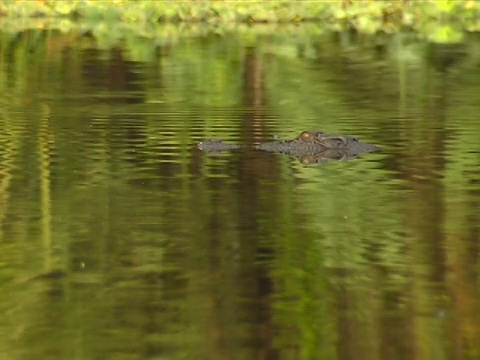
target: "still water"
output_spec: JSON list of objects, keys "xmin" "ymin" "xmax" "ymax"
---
[{"xmin": 0, "ymin": 25, "xmax": 479, "ymax": 359}]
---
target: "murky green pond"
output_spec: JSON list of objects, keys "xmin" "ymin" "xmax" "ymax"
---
[{"xmin": 0, "ymin": 25, "xmax": 479, "ymax": 359}]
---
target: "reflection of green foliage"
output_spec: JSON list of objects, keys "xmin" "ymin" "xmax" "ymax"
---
[{"xmin": 428, "ymin": 25, "xmax": 464, "ymax": 44}]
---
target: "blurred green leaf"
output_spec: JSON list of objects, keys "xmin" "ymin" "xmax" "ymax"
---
[{"xmin": 429, "ymin": 25, "xmax": 464, "ymax": 43}]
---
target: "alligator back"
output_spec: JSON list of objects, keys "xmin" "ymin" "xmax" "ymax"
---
[{"xmin": 197, "ymin": 140, "xmax": 242, "ymax": 153}]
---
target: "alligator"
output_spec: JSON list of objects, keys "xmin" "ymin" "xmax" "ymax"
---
[{"xmin": 197, "ymin": 130, "xmax": 378, "ymax": 165}]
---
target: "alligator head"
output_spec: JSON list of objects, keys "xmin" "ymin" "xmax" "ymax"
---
[
  {"xmin": 254, "ymin": 131, "xmax": 378, "ymax": 164},
  {"xmin": 255, "ymin": 130, "xmax": 336, "ymax": 153}
]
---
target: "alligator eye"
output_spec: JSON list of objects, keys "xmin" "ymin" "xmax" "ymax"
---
[
  {"xmin": 300, "ymin": 155, "xmax": 315, "ymax": 165},
  {"xmin": 301, "ymin": 131, "xmax": 312, "ymax": 141}
]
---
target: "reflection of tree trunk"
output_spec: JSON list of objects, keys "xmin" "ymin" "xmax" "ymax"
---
[
  {"xmin": 188, "ymin": 45, "xmax": 280, "ymax": 360},
  {"xmin": 241, "ymin": 46, "xmax": 278, "ymax": 360},
  {"xmin": 336, "ymin": 285, "xmax": 357, "ymax": 360},
  {"xmin": 240, "ymin": 46, "xmax": 281, "ymax": 180},
  {"xmin": 403, "ymin": 70, "xmax": 448, "ymax": 360},
  {"xmin": 446, "ymin": 231, "xmax": 480, "ymax": 359},
  {"xmin": 81, "ymin": 47, "xmax": 144, "ymax": 104},
  {"xmin": 0, "ymin": 111, "xmax": 20, "ymax": 242},
  {"xmin": 243, "ymin": 47, "xmax": 263, "ymax": 107},
  {"xmin": 442, "ymin": 78, "xmax": 480, "ymax": 360},
  {"xmin": 242, "ymin": 46, "xmax": 267, "ymax": 143},
  {"xmin": 39, "ymin": 105, "xmax": 54, "ymax": 271}
]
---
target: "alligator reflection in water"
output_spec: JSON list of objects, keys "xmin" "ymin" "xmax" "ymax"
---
[{"xmin": 197, "ymin": 130, "xmax": 379, "ymax": 165}]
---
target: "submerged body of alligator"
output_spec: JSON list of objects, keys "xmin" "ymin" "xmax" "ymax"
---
[{"xmin": 197, "ymin": 130, "xmax": 379, "ymax": 165}]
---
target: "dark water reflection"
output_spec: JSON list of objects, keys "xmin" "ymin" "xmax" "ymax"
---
[{"xmin": 0, "ymin": 27, "xmax": 479, "ymax": 359}]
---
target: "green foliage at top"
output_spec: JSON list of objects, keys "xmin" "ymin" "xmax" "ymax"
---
[{"xmin": 1, "ymin": 0, "xmax": 480, "ymax": 41}]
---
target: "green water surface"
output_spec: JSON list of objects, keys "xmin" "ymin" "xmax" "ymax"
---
[{"xmin": 0, "ymin": 25, "xmax": 479, "ymax": 360}]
